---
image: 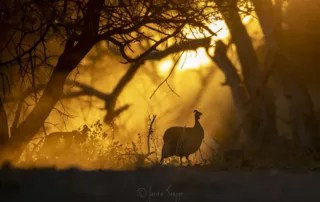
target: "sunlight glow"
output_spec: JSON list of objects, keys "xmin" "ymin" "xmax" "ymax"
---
[
  {"xmin": 158, "ymin": 14, "xmax": 253, "ymax": 75},
  {"xmin": 210, "ymin": 20, "xmax": 229, "ymax": 40},
  {"xmin": 159, "ymin": 60, "xmax": 173, "ymax": 75},
  {"xmin": 177, "ymin": 20, "xmax": 229, "ymax": 71},
  {"xmin": 178, "ymin": 20, "xmax": 229, "ymax": 71},
  {"xmin": 157, "ymin": 20, "xmax": 229, "ymax": 75},
  {"xmin": 179, "ymin": 48, "xmax": 211, "ymax": 70},
  {"xmin": 242, "ymin": 15, "xmax": 252, "ymax": 24}
]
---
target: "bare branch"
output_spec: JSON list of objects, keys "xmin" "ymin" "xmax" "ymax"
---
[{"xmin": 149, "ymin": 52, "xmax": 183, "ymax": 99}]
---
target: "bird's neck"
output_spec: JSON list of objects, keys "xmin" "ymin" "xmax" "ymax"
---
[{"xmin": 194, "ymin": 118, "xmax": 201, "ymax": 128}]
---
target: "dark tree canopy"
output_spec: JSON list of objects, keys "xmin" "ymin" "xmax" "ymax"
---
[{"xmin": 0, "ymin": 0, "xmax": 225, "ymax": 162}]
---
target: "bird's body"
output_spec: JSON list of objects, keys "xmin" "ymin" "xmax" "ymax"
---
[{"xmin": 161, "ymin": 110, "xmax": 204, "ymax": 165}]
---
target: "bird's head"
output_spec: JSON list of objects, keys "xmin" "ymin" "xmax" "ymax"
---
[
  {"xmin": 74, "ymin": 125, "xmax": 91, "ymax": 144},
  {"xmin": 194, "ymin": 110, "xmax": 203, "ymax": 120},
  {"xmin": 82, "ymin": 125, "xmax": 91, "ymax": 135}
]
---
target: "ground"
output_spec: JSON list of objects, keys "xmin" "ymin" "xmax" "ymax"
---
[{"xmin": 1, "ymin": 165, "xmax": 320, "ymax": 202}]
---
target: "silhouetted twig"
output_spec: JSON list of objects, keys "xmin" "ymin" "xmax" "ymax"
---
[{"xmin": 147, "ymin": 115, "xmax": 157, "ymax": 154}]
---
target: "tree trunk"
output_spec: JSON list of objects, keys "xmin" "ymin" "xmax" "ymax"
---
[
  {"xmin": 0, "ymin": 40, "xmax": 94, "ymax": 163},
  {"xmin": 214, "ymin": 0, "xmax": 278, "ymax": 146},
  {"xmin": 214, "ymin": 0, "xmax": 260, "ymax": 94},
  {"xmin": 278, "ymin": 64, "xmax": 320, "ymax": 151},
  {"xmin": 253, "ymin": 0, "xmax": 320, "ymax": 152},
  {"xmin": 0, "ymin": 97, "xmax": 9, "ymax": 147},
  {"xmin": 208, "ymin": 41, "xmax": 252, "ymax": 143},
  {"xmin": 0, "ymin": 0, "xmax": 105, "ymax": 164}
]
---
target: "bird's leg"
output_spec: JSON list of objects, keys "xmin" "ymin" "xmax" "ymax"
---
[
  {"xmin": 179, "ymin": 156, "xmax": 183, "ymax": 166},
  {"xmin": 186, "ymin": 155, "xmax": 191, "ymax": 165},
  {"xmin": 160, "ymin": 156, "xmax": 164, "ymax": 164}
]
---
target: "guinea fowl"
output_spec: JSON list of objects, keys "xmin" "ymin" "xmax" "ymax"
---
[
  {"xmin": 39, "ymin": 125, "xmax": 91, "ymax": 157},
  {"xmin": 160, "ymin": 110, "xmax": 204, "ymax": 165}
]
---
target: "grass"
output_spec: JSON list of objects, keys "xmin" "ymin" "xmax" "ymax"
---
[{"xmin": 15, "ymin": 120, "xmax": 320, "ymax": 171}]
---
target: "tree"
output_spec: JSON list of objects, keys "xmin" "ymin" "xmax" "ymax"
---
[
  {"xmin": 0, "ymin": 0, "xmax": 219, "ymax": 163},
  {"xmin": 209, "ymin": 0, "xmax": 320, "ymax": 154},
  {"xmin": 252, "ymin": 0, "xmax": 320, "ymax": 153},
  {"xmin": 4, "ymin": 0, "xmax": 318, "ymax": 166},
  {"xmin": 208, "ymin": 0, "xmax": 277, "ymax": 148}
]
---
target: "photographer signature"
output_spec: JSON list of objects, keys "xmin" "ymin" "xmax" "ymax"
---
[{"xmin": 137, "ymin": 184, "xmax": 183, "ymax": 202}]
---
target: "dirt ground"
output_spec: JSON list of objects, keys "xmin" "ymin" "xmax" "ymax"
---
[{"xmin": 1, "ymin": 165, "xmax": 320, "ymax": 202}]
